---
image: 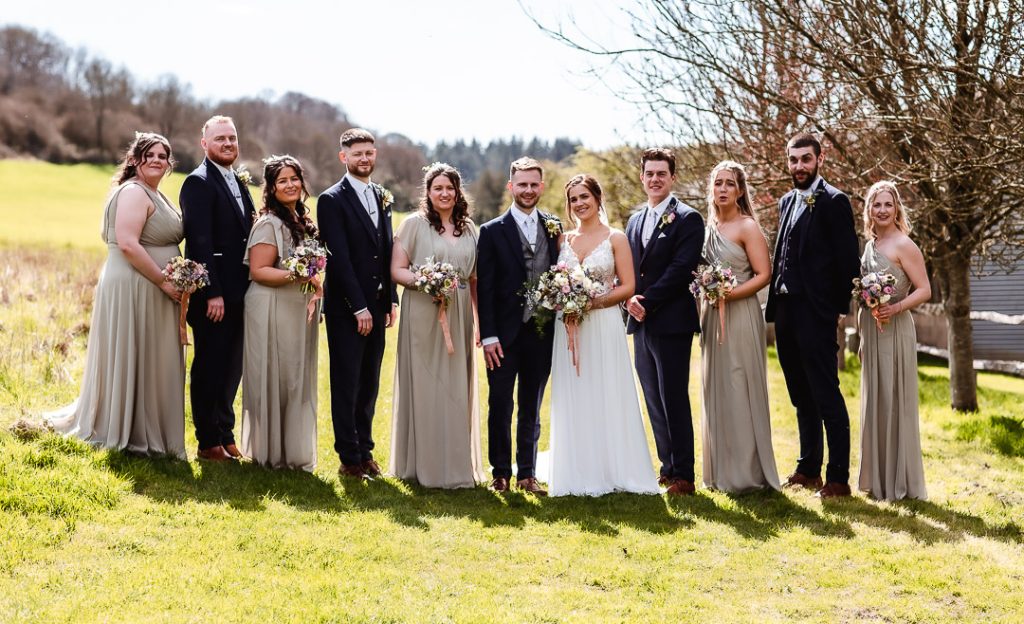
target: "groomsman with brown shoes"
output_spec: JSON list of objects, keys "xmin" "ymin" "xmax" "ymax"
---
[{"xmin": 181, "ymin": 115, "xmax": 256, "ymax": 462}]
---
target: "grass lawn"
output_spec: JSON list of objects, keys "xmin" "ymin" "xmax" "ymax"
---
[{"xmin": 1, "ymin": 161, "xmax": 1023, "ymax": 622}]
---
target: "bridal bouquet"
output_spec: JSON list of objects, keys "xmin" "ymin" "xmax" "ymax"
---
[
  {"xmin": 282, "ymin": 238, "xmax": 329, "ymax": 295},
  {"xmin": 409, "ymin": 256, "xmax": 465, "ymax": 354},
  {"xmin": 162, "ymin": 257, "xmax": 210, "ymax": 345},
  {"xmin": 852, "ymin": 271, "xmax": 898, "ymax": 332},
  {"xmin": 689, "ymin": 263, "xmax": 738, "ymax": 344},
  {"xmin": 526, "ymin": 262, "xmax": 603, "ymax": 374}
]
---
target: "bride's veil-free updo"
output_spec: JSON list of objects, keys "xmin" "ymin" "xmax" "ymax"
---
[{"xmin": 564, "ymin": 174, "xmax": 609, "ymax": 229}]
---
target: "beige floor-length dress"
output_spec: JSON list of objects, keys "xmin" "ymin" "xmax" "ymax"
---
[
  {"xmin": 389, "ymin": 214, "xmax": 485, "ymax": 488},
  {"xmin": 857, "ymin": 240, "xmax": 927, "ymax": 501},
  {"xmin": 699, "ymin": 227, "xmax": 780, "ymax": 492},
  {"xmin": 240, "ymin": 214, "xmax": 319, "ymax": 471},
  {"xmin": 47, "ymin": 181, "xmax": 186, "ymax": 458}
]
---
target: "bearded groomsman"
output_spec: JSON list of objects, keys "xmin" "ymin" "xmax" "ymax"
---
[
  {"xmin": 625, "ymin": 148, "xmax": 704, "ymax": 495},
  {"xmin": 765, "ymin": 133, "xmax": 860, "ymax": 498},
  {"xmin": 181, "ymin": 115, "xmax": 256, "ymax": 461},
  {"xmin": 477, "ymin": 157, "xmax": 562, "ymax": 495},
  {"xmin": 318, "ymin": 128, "xmax": 398, "ymax": 480}
]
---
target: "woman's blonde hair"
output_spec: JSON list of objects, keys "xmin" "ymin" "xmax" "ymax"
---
[
  {"xmin": 705, "ymin": 160, "xmax": 756, "ymax": 225},
  {"xmin": 863, "ymin": 180, "xmax": 911, "ymax": 239}
]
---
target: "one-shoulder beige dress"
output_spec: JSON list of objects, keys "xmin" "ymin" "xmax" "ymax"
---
[
  {"xmin": 857, "ymin": 241, "xmax": 927, "ymax": 501},
  {"xmin": 47, "ymin": 181, "xmax": 186, "ymax": 458},
  {"xmin": 241, "ymin": 214, "xmax": 320, "ymax": 471},
  {"xmin": 699, "ymin": 227, "xmax": 780, "ymax": 492},
  {"xmin": 389, "ymin": 214, "xmax": 485, "ymax": 488}
]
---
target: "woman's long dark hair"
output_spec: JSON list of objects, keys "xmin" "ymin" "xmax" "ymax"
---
[
  {"xmin": 113, "ymin": 132, "xmax": 175, "ymax": 186},
  {"xmin": 261, "ymin": 155, "xmax": 317, "ymax": 245},
  {"xmin": 419, "ymin": 162, "xmax": 471, "ymax": 236}
]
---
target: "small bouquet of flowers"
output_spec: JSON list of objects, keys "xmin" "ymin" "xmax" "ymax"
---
[
  {"xmin": 409, "ymin": 256, "xmax": 465, "ymax": 354},
  {"xmin": 852, "ymin": 271, "xmax": 898, "ymax": 332},
  {"xmin": 525, "ymin": 262, "xmax": 604, "ymax": 375},
  {"xmin": 283, "ymin": 239, "xmax": 329, "ymax": 295},
  {"xmin": 163, "ymin": 257, "xmax": 210, "ymax": 345},
  {"xmin": 689, "ymin": 263, "xmax": 738, "ymax": 344}
]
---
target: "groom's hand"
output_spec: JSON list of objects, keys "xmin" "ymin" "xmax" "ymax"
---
[
  {"xmin": 484, "ymin": 342, "xmax": 504, "ymax": 370},
  {"xmin": 354, "ymin": 310, "xmax": 373, "ymax": 336},
  {"xmin": 206, "ymin": 296, "xmax": 225, "ymax": 322},
  {"xmin": 626, "ymin": 295, "xmax": 646, "ymax": 322}
]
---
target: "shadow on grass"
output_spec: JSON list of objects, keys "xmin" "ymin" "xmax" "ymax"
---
[{"xmin": 821, "ymin": 495, "xmax": 1024, "ymax": 545}]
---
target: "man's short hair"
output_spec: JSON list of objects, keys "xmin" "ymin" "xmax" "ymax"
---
[
  {"xmin": 787, "ymin": 133, "xmax": 822, "ymax": 157},
  {"xmin": 201, "ymin": 115, "xmax": 234, "ymax": 136},
  {"xmin": 640, "ymin": 148, "xmax": 676, "ymax": 176},
  {"xmin": 509, "ymin": 157, "xmax": 543, "ymax": 180},
  {"xmin": 340, "ymin": 128, "xmax": 376, "ymax": 148}
]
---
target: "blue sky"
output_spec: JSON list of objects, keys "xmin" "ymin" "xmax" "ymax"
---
[{"xmin": 6, "ymin": 0, "xmax": 666, "ymax": 149}]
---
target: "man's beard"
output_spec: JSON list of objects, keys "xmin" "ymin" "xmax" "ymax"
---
[
  {"xmin": 349, "ymin": 162, "xmax": 375, "ymax": 178},
  {"xmin": 207, "ymin": 150, "xmax": 237, "ymax": 167},
  {"xmin": 791, "ymin": 164, "xmax": 819, "ymax": 190},
  {"xmin": 513, "ymin": 193, "xmax": 539, "ymax": 210}
]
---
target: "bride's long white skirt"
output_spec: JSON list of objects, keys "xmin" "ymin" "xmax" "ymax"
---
[{"xmin": 544, "ymin": 306, "xmax": 659, "ymax": 496}]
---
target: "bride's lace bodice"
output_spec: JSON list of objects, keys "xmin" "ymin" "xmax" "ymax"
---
[{"xmin": 558, "ymin": 237, "xmax": 616, "ymax": 294}]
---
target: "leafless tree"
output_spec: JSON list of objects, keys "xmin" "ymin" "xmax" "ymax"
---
[{"xmin": 530, "ymin": 0, "xmax": 1024, "ymax": 411}]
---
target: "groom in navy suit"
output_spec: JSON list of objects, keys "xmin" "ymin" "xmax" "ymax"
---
[
  {"xmin": 318, "ymin": 128, "xmax": 399, "ymax": 480},
  {"xmin": 766, "ymin": 133, "xmax": 860, "ymax": 498},
  {"xmin": 625, "ymin": 148, "xmax": 704, "ymax": 495},
  {"xmin": 181, "ymin": 115, "xmax": 255, "ymax": 462},
  {"xmin": 477, "ymin": 157, "xmax": 562, "ymax": 495}
]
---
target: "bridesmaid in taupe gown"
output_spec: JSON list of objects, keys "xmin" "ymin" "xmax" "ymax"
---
[
  {"xmin": 699, "ymin": 161, "xmax": 780, "ymax": 492},
  {"xmin": 857, "ymin": 181, "xmax": 931, "ymax": 501},
  {"xmin": 240, "ymin": 156, "xmax": 320, "ymax": 471},
  {"xmin": 47, "ymin": 133, "xmax": 186, "ymax": 458},
  {"xmin": 389, "ymin": 163, "xmax": 485, "ymax": 489}
]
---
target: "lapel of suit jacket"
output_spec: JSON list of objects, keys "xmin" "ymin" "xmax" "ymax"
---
[
  {"xmin": 775, "ymin": 191, "xmax": 799, "ymax": 257},
  {"xmin": 500, "ymin": 209, "xmax": 527, "ymax": 271},
  {"xmin": 627, "ymin": 211, "xmax": 644, "ymax": 268},
  {"xmin": 538, "ymin": 211, "xmax": 561, "ymax": 265},
  {"xmin": 640, "ymin": 196, "xmax": 677, "ymax": 267},
  {"xmin": 205, "ymin": 158, "xmax": 248, "ymax": 229},
  {"xmin": 341, "ymin": 177, "xmax": 378, "ymax": 241},
  {"xmin": 796, "ymin": 178, "xmax": 826, "ymax": 257}
]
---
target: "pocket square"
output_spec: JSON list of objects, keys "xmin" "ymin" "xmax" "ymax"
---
[{"xmin": 657, "ymin": 232, "xmax": 668, "ymax": 239}]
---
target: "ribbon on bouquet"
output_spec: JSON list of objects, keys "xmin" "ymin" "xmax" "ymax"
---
[
  {"xmin": 870, "ymin": 307, "xmax": 886, "ymax": 333},
  {"xmin": 178, "ymin": 291, "xmax": 191, "ymax": 345},
  {"xmin": 565, "ymin": 316, "xmax": 581, "ymax": 376},
  {"xmin": 438, "ymin": 301, "xmax": 455, "ymax": 355}
]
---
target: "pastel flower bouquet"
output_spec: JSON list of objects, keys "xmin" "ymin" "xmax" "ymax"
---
[
  {"xmin": 525, "ymin": 262, "xmax": 604, "ymax": 375},
  {"xmin": 689, "ymin": 263, "xmax": 738, "ymax": 344},
  {"xmin": 409, "ymin": 256, "xmax": 465, "ymax": 354},
  {"xmin": 852, "ymin": 271, "xmax": 898, "ymax": 331},
  {"xmin": 282, "ymin": 238, "xmax": 329, "ymax": 295},
  {"xmin": 162, "ymin": 257, "xmax": 210, "ymax": 345}
]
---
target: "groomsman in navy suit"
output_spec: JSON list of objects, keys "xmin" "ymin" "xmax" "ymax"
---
[
  {"xmin": 181, "ymin": 115, "xmax": 256, "ymax": 461},
  {"xmin": 625, "ymin": 148, "xmax": 704, "ymax": 495},
  {"xmin": 766, "ymin": 133, "xmax": 860, "ymax": 498},
  {"xmin": 318, "ymin": 128, "xmax": 399, "ymax": 480},
  {"xmin": 477, "ymin": 157, "xmax": 562, "ymax": 495}
]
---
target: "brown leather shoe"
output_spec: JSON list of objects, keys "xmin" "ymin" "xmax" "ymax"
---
[
  {"xmin": 816, "ymin": 482, "xmax": 852, "ymax": 498},
  {"xmin": 666, "ymin": 479, "xmax": 696, "ymax": 496},
  {"xmin": 657, "ymin": 475, "xmax": 672, "ymax": 487},
  {"xmin": 338, "ymin": 463, "xmax": 369, "ymax": 480},
  {"xmin": 490, "ymin": 477, "xmax": 510, "ymax": 493},
  {"xmin": 197, "ymin": 446, "xmax": 233, "ymax": 462},
  {"xmin": 223, "ymin": 443, "xmax": 243, "ymax": 459},
  {"xmin": 362, "ymin": 459, "xmax": 383, "ymax": 478},
  {"xmin": 784, "ymin": 472, "xmax": 824, "ymax": 490},
  {"xmin": 516, "ymin": 477, "xmax": 548, "ymax": 496}
]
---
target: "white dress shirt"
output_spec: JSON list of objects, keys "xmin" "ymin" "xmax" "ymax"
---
[
  {"xmin": 211, "ymin": 160, "xmax": 245, "ymax": 215},
  {"xmin": 641, "ymin": 194, "xmax": 675, "ymax": 247}
]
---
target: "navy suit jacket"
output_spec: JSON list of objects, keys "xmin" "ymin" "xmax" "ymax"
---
[
  {"xmin": 477, "ymin": 208, "xmax": 562, "ymax": 347},
  {"xmin": 180, "ymin": 158, "xmax": 255, "ymax": 303},
  {"xmin": 317, "ymin": 177, "xmax": 398, "ymax": 318},
  {"xmin": 764, "ymin": 179, "xmax": 860, "ymax": 322},
  {"xmin": 625, "ymin": 197, "xmax": 704, "ymax": 336}
]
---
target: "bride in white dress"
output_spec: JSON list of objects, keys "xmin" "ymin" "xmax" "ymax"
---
[{"xmin": 544, "ymin": 174, "xmax": 659, "ymax": 496}]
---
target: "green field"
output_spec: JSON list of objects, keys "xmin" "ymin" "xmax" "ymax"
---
[{"xmin": 1, "ymin": 160, "xmax": 1023, "ymax": 622}]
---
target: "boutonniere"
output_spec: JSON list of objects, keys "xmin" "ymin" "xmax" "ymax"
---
[
  {"xmin": 234, "ymin": 165, "xmax": 252, "ymax": 186},
  {"xmin": 543, "ymin": 216, "xmax": 562, "ymax": 237},
  {"xmin": 805, "ymin": 191, "xmax": 819, "ymax": 211},
  {"xmin": 376, "ymin": 184, "xmax": 394, "ymax": 212},
  {"xmin": 659, "ymin": 210, "xmax": 677, "ymax": 229}
]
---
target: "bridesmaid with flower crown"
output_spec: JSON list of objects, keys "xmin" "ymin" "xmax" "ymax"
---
[{"xmin": 857, "ymin": 181, "xmax": 931, "ymax": 501}]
